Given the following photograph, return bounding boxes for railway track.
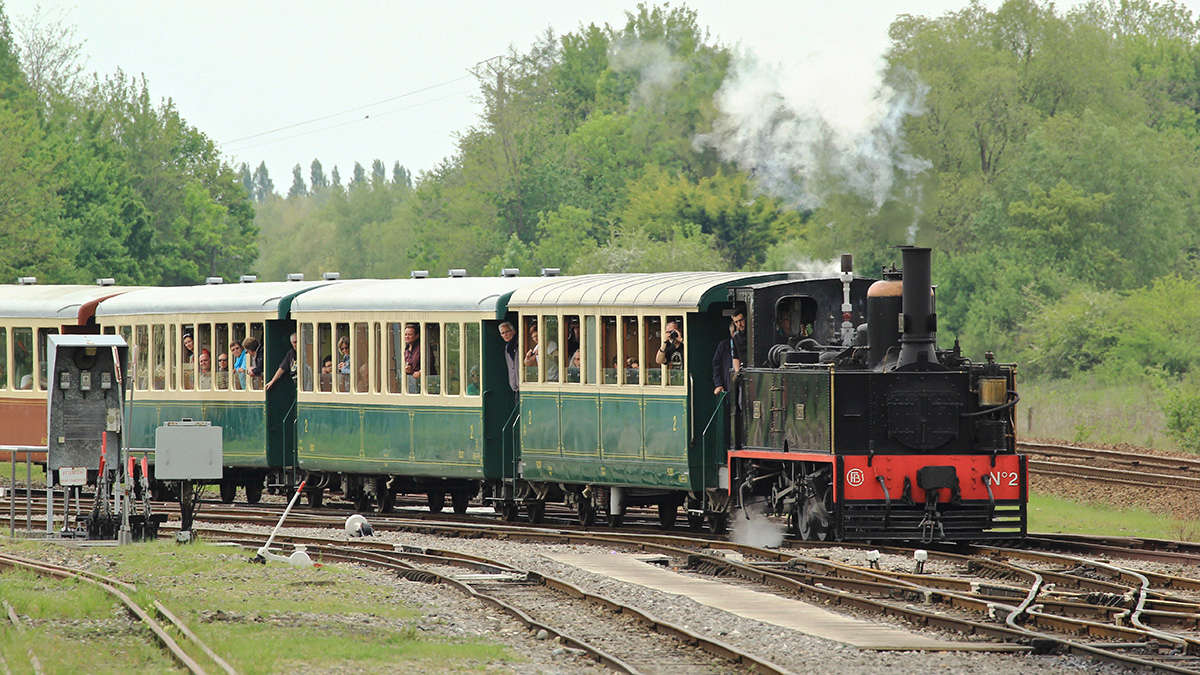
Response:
[1020,440,1200,490]
[0,550,236,674]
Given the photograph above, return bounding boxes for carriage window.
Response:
[334,323,350,393]
[230,323,246,390]
[403,323,421,394]
[542,315,559,383]
[102,326,115,335]
[12,328,32,390]
[522,316,538,383]
[424,322,440,394]
[464,323,480,396]
[300,323,314,392]
[353,322,369,393]
[584,316,597,385]
[386,323,401,394]
[179,323,193,389]
[318,323,333,392]
[666,315,685,386]
[0,328,6,390]
[643,316,662,386]
[373,322,382,393]
[134,326,148,390]
[601,316,617,384]
[36,327,58,390]
[564,315,580,383]
[621,316,639,385]
[152,324,166,390]
[215,323,230,390]
[197,323,212,391]
[248,322,264,390]
[445,323,461,395]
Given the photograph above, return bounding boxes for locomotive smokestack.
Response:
[896,246,939,370]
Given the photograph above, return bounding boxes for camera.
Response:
[668,330,678,339]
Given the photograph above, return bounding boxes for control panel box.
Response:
[154,421,223,480]
[46,335,129,477]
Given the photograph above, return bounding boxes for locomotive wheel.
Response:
[305,488,324,508]
[501,500,520,522]
[707,512,728,535]
[219,478,237,504]
[657,501,677,529]
[427,490,445,513]
[688,513,705,530]
[577,497,596,526]
[451,489,471,514]
[354,489,373,513]
[526,501,546,524]
[607,514,624,528]
[244,477,263,505]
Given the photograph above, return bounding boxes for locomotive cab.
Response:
[728,248,1025,543]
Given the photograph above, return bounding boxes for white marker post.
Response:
[254,479,307,563]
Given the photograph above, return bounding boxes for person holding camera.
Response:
[656,320,684,369]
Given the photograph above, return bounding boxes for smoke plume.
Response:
[608,38,684,108]
[730,507,786,549]
[695,50,930,211]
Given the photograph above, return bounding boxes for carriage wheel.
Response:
[426,490,445,513]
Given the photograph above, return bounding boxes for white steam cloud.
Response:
[730,507,786,549]
[695,50,930,211]
[608,38,684,108]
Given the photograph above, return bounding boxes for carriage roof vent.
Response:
[322,272,340,281]
[286,273,304,282]
[95,278,115,286]
[500,268,519,277]
[239,275,257,283]
[205,276,224,285]
[540,267,561,277]
[410,270,429,279]
[448,268,467,278]
[17,277,36,285]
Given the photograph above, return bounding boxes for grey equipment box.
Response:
[46,334,129,477]
[154,421,223,480]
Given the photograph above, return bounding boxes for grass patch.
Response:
[0,567,116,619]
[1029,492,1200,540]
[0,540,518,673]
[0,460,46,487]
[1020,375,1179,450]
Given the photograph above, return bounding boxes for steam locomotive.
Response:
[729,246,1025,542]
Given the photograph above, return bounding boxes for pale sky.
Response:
[6,1,1197,189]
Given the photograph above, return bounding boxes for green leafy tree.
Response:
[287,163,307,199]
[309,158,327,191]
[252,161,274,202]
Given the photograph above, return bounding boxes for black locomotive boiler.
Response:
[729,246,1025,542]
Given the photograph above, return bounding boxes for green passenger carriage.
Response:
[288,276,543,512]
[94,280,331,502]
[505,272,785,529]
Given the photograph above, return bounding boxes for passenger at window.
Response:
[242,337,263,386]
[182,331,194,363]
[466,366,480,395]
[403,323,421,392]
[565,319,580,364]
[266,333,298,391]
[319,355,333,392]
[18,374,32,390]
[231,342,246,389]
[498,321,518,392]
[656,320,684,369]
[197,349,212,389]
[216,352,229,388]
[336,336,350,375]
[522,325,539,368]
